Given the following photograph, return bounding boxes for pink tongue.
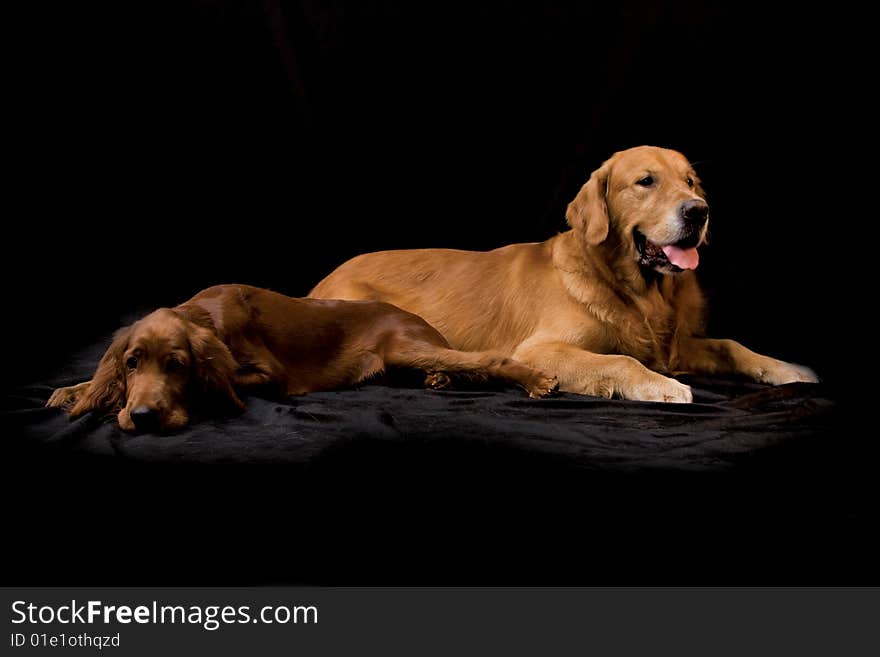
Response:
[661,245,700,270]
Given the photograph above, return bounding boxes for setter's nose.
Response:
[130,406,160,432]
[680,199,709,230]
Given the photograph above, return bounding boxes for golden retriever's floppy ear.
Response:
[566,162,611,246]
[188,324,245,412]
[69,326,131,418]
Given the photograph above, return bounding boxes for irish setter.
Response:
[47,284,558,432]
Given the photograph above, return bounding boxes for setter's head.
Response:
[68,309,244,432]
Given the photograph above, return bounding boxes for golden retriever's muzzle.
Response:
[635,199,709,273]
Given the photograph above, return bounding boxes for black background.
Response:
[5,0,865,387]
[3,1,872,585]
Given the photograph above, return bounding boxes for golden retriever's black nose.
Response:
[130,406,160,432]
[680,199,709,230]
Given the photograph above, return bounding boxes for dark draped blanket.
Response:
[1,334,865,586]
[3,333,836,470]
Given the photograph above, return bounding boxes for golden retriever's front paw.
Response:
[757,360,819,385]
[46,382,90,410]
[626,375,693,403]
[526,373,559,398]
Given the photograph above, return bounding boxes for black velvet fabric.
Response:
[4,333,868,587]
[3,335,834,471]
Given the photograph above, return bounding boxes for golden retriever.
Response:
[310,145,817,402]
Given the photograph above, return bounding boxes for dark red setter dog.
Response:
[47,284,557,432]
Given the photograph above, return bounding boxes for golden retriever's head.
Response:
[566,145,708,275]
[69,309,244,433]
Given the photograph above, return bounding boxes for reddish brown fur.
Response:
[47,285,557,431]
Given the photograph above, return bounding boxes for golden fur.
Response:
[310,146,817,402]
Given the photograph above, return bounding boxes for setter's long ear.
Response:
[69,326,131,418]
[188,324,245,413]
[565,161,612,246]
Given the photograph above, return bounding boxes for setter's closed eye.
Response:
[166,357,185,373]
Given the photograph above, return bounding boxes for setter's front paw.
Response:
[46,382,90,410]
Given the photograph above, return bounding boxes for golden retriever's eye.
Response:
[126,356,138,371]
[166,358,184,373]
[686,176,694,188]
[636,175,654,187]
